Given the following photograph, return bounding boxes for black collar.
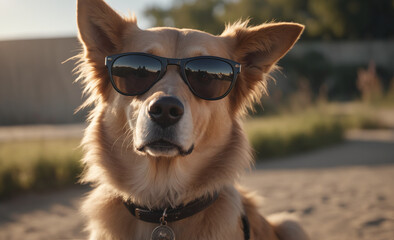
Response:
[123,192,250,240]
[123,192,219,223]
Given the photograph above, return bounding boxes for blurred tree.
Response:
[146,0,226,34]
[145,0,394,40]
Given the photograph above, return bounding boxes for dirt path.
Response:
[246,166,394,240]
[0,137,393,240]
[244,138,394,240]
[0,186,88,240]
[0,124,84,142]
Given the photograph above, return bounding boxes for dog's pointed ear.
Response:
[227,22,304,73]
[77,0,128,61]
[222,22,304,114]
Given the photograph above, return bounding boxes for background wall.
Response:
[292,41,394,69]
[0,38,86,125]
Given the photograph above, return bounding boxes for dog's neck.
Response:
[81,111,252,209]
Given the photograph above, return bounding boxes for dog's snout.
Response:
[148,97,184,128]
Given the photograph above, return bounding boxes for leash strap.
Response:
[241,214,250,240]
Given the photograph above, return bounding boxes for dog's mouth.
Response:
[137,139,194,157]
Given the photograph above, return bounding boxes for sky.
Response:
[0,0,173,41]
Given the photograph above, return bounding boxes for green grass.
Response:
[245,109,345,159]
[0,139,82,199]
[245,102,394,160]
[319,102,394,129]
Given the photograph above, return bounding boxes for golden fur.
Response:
[76,0,308,239]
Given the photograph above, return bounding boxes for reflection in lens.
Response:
[111,55,161,95]
[185,59,233,99]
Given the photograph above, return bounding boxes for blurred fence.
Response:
[292,41,394,69]
[0,38,393,125]
[0,38,85,125]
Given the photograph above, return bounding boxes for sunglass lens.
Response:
[185,59,234,99]
[111,55,161,95]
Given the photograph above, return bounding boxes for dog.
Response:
[76,0,309,239]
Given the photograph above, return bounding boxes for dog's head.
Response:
[77,0,303,204]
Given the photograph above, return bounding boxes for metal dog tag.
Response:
[151,225,175,240]
[151,208,175,240]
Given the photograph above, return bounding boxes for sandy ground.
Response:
[0,133,393,240]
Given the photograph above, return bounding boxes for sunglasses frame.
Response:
[105,52,241,100]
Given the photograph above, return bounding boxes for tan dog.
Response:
[76,0,308,239]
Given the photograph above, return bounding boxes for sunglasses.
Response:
[105,52,241,100]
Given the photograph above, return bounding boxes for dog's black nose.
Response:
[148,97,184,128]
